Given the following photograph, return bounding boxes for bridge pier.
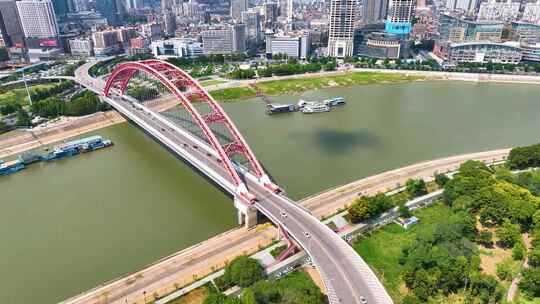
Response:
[234,196,259,228]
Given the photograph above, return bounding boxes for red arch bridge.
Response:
[72,59,393,304]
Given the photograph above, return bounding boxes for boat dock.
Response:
[0,135,113,177]
[266,97,346,115]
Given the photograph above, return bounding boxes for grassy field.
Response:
[200,79,227,87]
[168,285,210,304]
[258,72,424,95]
[211,86,257,102]
[352,202,453,302]
[210,72,424,102]
[0,83,58,107]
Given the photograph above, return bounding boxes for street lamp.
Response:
[22,70,32,106]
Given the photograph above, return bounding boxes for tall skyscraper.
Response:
[51,0,73,17]
[230,0,247,21]
[0,0,25,48]
[385,0,415,35]
[242,10,261,42]
[163,10,176,36]
[327,0,356,58]
[263,1,278,26]
[124,0,143,10]
[279,0,292,22]
[363,0,387,24]
[95,0,121,25]
[16,0,58,41]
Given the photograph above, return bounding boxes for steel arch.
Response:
[103,59,275,197]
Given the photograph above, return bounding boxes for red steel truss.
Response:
[103,59,270,196]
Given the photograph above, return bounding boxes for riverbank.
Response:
[211,71,424,102]
[0,96,178,159]
[61,148,509,304]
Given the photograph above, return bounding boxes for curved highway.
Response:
[70,60,393,304]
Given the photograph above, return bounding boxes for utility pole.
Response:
[22,69,32,106]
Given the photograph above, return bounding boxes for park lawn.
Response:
[168,285,210,304]
[0,83,58,106]
[210,72,422,102]
[258,72,424,95]
[352,202,453,302]
[200,79,227,87]
[211,86,257,102]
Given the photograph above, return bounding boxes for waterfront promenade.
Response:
[60,147,510,304]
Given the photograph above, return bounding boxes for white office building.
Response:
[328,0,356,57]
[16,0,58,39]
[477,0,520,22]
[522,1,540,25]
[151,38,203,58]
[69,37,93,56]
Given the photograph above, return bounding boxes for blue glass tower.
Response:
[385,0,415,35]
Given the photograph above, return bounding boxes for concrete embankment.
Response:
[356,68,540,84]
[60,148,511,304]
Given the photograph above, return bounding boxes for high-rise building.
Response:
[477,0,519,22]
[445,0,477,14]
[363,0,387,24]
[385,0,415,35]
[0,0,25,48]
[92,29,119,55]
[163,10,176,36]
[242,10,261,42]
[141,22,161,40]
[202,24,246,54]
[72,0,87,11]
[327,0,356,57]
[51,0,73,18]
[161,0,174,12]
[279,0,292,22]
[522,1,540,25]
[263,1,278,26]
[16,0,58,42]
[231,0,247,21]
[95,0,121,25]
[124,0,143,11]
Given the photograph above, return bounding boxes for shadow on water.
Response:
[303,129,380,154]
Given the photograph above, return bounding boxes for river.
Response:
[2,81,540,303]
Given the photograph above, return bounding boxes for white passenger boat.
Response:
[323,97,346,107]
[301,103,330,113]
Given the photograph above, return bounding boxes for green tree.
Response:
[15,109,31,126]
[223,256,264,287]
[512,240,527,260]
[347,193,393,223]
[519,268,540,297]
[398,203,411,218]
[406,178,428,197]
[477,230,493,247]
[529,247,540,267]
[496,258,514,281]
[496,220,521,248]
[203,292,240,304]
[434,173,450,187]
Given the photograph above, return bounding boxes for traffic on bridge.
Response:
[73,59,394,304]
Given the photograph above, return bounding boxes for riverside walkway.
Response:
[60,147,509,304]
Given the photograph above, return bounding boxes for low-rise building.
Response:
[438,14,504,43]
[435,41,522,65]
[355,32,403,59]
[510,22,540,43]
[151,38,203,58]
[265,31,311,59]
[92,29,119,56]
[68,37,93,56]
